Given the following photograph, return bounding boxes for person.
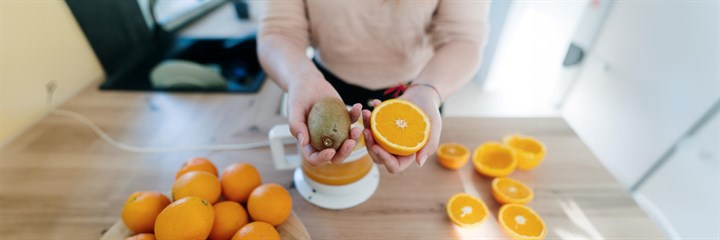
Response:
[258,1,489,174]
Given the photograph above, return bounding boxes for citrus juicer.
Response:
[268,122,379,210]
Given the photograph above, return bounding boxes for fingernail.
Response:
[419,154,428,167]
[298,133,304,145]
[363,131,369,140]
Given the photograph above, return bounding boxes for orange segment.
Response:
[499,204,546,240]
[472,142,517,177]
[436,143,470,170]
[446,193,489,228]
[492,177,534,204]
[504,135,546,170]
[370,99,430,156]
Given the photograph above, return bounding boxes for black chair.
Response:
[66,0,264,93]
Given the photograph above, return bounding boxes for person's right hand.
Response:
[287,77,363,166]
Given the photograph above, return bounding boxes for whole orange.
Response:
[126,233,156,240]
[172,171,222,204]
[221,163,262,203]
[176,157,218,179]
[247,183,292,226]
[231,221,280,240]
[121,191,171,234]
[209,201,249,240]
[154,196,215,240]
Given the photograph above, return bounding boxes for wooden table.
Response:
[0,82,665,239]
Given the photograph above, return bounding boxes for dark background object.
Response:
[563,42,585,67]
[65,0,264,93]
[232,0,250,20]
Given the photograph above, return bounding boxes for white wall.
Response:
[472,0,512,85]
[0,1,105,145]
[484,1,586,101]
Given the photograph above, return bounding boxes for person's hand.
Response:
[287,77,363,166]
[361,87,442,173]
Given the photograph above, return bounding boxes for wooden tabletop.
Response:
[0,81,665,239]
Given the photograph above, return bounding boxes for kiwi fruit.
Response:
[308,97,350,151]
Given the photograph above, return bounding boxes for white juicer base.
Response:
[293,164,380,210]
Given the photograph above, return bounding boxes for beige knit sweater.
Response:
[258,0,489,90]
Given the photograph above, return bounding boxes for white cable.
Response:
[46,85,270,153]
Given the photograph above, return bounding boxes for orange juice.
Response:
[301,137,372,185]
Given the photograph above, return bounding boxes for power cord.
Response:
[45,83,270,153]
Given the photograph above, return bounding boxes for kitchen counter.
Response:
[0,81,665,239]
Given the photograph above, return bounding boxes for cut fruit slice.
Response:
[492,177,534,204]
[446,193,489,228]
[370,99,430,156]
[498,204,546,240]
[503,135,546,170]
[436,143,470,170]
[472,142,516,177]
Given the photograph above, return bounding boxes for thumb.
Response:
[288,106,309,146]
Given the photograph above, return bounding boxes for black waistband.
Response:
[311,59,442,113]
[313,59,400,109]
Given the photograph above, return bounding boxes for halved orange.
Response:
[498,204,546,240]
[504,135,545,170]
[446,193,489,228]
[436,143,470,170]
[370,99,430,156]
[492,177,534,204]
[472,142,516,177]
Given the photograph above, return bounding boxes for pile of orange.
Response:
[443,135,547,239]
[121,157,290,240]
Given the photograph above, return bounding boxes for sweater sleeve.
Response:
[430,0,489,50]
[258,0,310,48]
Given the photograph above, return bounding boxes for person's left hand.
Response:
[361,86,442,174]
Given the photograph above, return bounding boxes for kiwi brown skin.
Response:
[308,97,351,151]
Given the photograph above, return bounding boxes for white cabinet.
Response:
[561,1,720,187]
[635,111,719,239]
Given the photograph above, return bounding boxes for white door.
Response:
[634,111,719,239]
[561,1,720,187]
